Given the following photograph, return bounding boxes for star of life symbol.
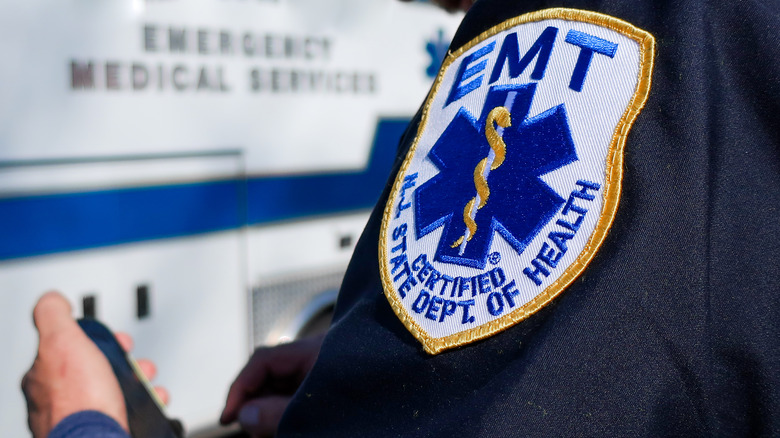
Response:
[380,9,655,354]
[415,83,577,269]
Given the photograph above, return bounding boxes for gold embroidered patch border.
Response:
[379,8,655,354]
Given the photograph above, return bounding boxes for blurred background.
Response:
[0,0,462,436]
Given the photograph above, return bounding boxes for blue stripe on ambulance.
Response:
[0,118,408,261]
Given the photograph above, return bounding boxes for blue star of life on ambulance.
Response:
[414,83,578,269]
[425,28,449,79]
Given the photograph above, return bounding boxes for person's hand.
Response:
[22,291,128,437]
[220,334,325,438]
[22,291,169,437]
[112,333,171,407]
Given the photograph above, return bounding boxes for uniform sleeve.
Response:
[48,411,130,438]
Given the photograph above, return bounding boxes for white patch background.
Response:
[386,18,641,339]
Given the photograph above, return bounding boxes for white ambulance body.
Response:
[0,1,462,435]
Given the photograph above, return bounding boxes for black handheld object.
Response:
[77,319,184,438]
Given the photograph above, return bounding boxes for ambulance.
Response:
[0,0,462,435]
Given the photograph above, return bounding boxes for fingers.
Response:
[114,334,159,392]
[221,361,265,424]
[153,386,170,406]
[221,347,279,424]
[132,356,166,406]
[220,335,324,425]
[237,396,292,438]
[115,332,134,352]
[104,332,165,408]
[32,291,74,339]
[104,339,169,409]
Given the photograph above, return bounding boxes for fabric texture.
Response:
[48,411,129,438]
[278,0,780,436]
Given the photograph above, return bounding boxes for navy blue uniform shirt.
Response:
[278,0,780,436]
[52,0,780,436]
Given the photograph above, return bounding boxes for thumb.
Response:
[33,292,75,339]
[238,396,292,438]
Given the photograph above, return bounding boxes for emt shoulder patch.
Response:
[379,9,655,354]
